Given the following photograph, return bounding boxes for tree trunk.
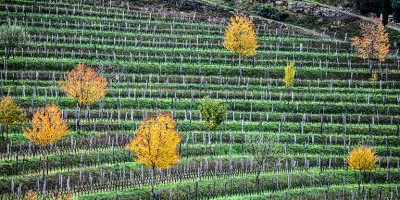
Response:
[256,169,261,184]
[4,57,8,81]
[369,59,372,74]
[238,55,242,77]
[151,167,155,198]
[41,147,46,182]
[358,170,362,193]
[76,104,82,131]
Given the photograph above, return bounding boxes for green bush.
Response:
[258,4,288,21]
[198,96,227,131]
[392,0,400,22]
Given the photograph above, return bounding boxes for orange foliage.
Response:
[126,114,182,169]
[223,13,258,57]
[55,192,71,200]
[344,145,379,171]
[24,104,69,147]
[25,190,37,200]
[24,190,71,200]
[352,17,390,61]
[0,96,26,132]
[59,63,108,107]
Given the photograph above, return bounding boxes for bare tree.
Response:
[246,135,280,183]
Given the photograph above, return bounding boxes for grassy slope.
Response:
[201,0,400,44]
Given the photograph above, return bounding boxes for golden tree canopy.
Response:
[55,192,72,200]
[344,145,379,171]
[59,63,108,107]
[24,104,69,147]
[223,13,258,57]
[126,114,182,169]
[284,62,296,88]
[25,190,37,200]
[0,96,26,132]
[352,17,390,61]
[369,72,379,82]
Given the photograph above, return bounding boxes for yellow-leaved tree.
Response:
[369,72,379,90]
[55,192,72,200]
[0,96,26,139]
[223,13,258,76]
[58,63,108,129]
[344,145,379,190]
[25,190,37,200]
[25,190,71,200]
[284,62,296,88]
[126,114,182,196]
[24,103,69,181]
[352,16,390,70]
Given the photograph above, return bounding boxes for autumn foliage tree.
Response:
[55,192,72,200]
[59,63,108,129]
[25,190,71,200]
[223,13,258,76]
[25,190,37,200]
[369,72,379,89]
[352,17,390,67]
[283,62,296,88]
[0,96,26,139]
[344,145,379,190]
[24,104,69,180]
[198,96,227,131]
[126,114,182,196]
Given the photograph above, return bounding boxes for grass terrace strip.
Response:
[3,70,400,89]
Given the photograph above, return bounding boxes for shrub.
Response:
[258,4,288,21]
[393,0,400,22]
[198,96,227,131]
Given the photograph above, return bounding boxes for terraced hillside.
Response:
[1,0,400,199]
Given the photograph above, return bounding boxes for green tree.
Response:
[382,0,391,25]
[198,96,227,131]
[0,25,29,70]
[354,0,381,15]
[392,0,400,22]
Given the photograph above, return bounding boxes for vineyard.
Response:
[1,0,400,199]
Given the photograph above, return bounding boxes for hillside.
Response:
[190,0,400,42]
[1,0,400,199]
